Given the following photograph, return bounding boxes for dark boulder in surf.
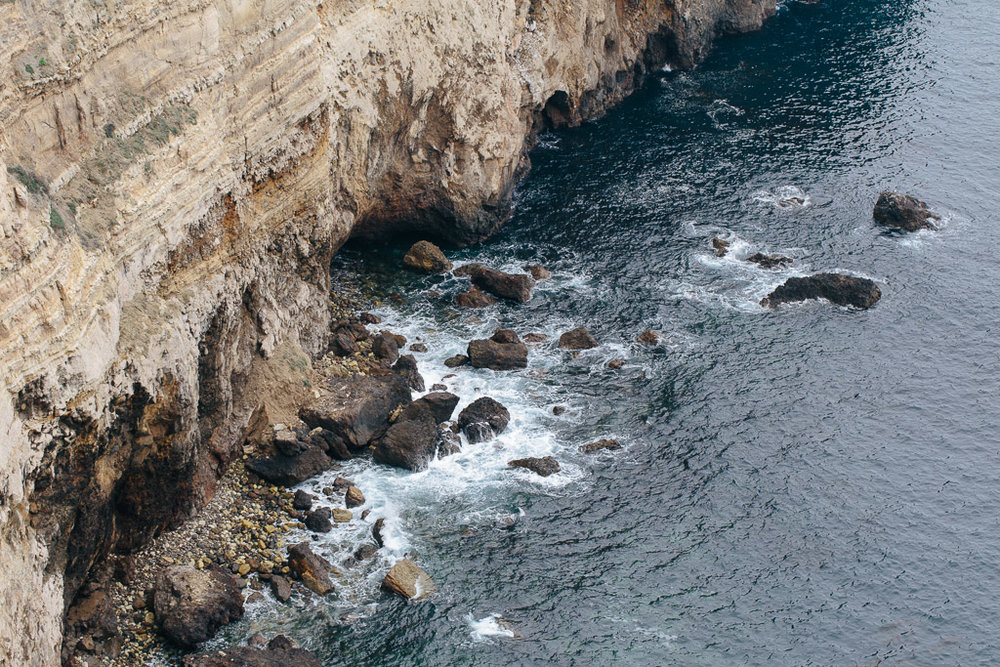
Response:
[873,191,939,231]
[761,273,881,309]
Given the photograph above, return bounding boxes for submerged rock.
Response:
[522,333,548,343]
[457,397,511,443]
[525,264,551,280]
[287,543,334,595]
[182,635,322,666]
[444,354,469,368]
[580,438,622,454]
[508,456,561,477]
[558,326,598,350]
[299,374,411,452]
[761,273,881,309]
[153,566,243,649]
[746,252,792,269]
[873,191,940,231]
[468,330,528,370]
[454,263,534,302]
[403,240,453,273]
[712,237,730,257]
[636,330,660,345]
[381,559,437,600]
[455,285,496,308]
[246,447,330,487]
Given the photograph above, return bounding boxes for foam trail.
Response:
[468,614,516,641]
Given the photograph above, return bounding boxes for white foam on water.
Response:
[467,613,516,641]
[706,99,745,128]
[751,185,812,210]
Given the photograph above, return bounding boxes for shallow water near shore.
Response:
[209,0,1000,663]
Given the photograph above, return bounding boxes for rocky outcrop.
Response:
[457,397,511,443]
[508,456,561,477]
[286,543,334,596]
[468,330,529,370]
[402,241,452,273]
[873,192,940,231]
[761,274,882,310]
[183,635,322,667]
[0,0,776,661]
[455,264,535,303]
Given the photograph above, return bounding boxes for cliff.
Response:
[0,0,774,662]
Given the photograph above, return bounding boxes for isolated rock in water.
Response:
[525,264,551,280]
[761,273,881,309]
[454,263,535,302]
[332,508,352,522]
[712,237,730,257]
[182,635,322,667]
[373,332,400,363]
[393,354,425,392]
[372,518,386,548]
[299,374,411,452]
[403,240,453,273]
[153,566,243,649]
[410,342,428,352]
[636,330,660,345]
[287,543,334,596]
[304,508,333,533]
[382,559,437,600]
[606,359,626,370]
[522,333,548,343]
[468,330,528,370]
[292,490,314,511]
[746,252,792,269]
[580,439,622,454]
[269,576,292,603]
[508,456,561,477]
[345,486,365,508]
[558,326,598,350]
[455,285,497,308]
[457,397,511,443]
[873,191,940,231]
[246,447,330,487]
[444,354,469,368]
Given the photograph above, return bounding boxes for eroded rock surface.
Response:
[761,274,882,310]
[152,566,243,649]
[873,192,940,231]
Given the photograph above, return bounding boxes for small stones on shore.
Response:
[403,240,453,273]
[508,456,561,477]
[381,559,437,600]
[558,326,598,350]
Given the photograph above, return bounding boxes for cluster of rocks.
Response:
[714,192,939,310]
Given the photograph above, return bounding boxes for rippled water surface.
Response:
[214,1,1000,663]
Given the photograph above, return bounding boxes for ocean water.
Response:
[210,0,1000,663]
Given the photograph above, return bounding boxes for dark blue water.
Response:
[214,1,1000,663]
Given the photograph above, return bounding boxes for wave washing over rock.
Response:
[0,0,776,663]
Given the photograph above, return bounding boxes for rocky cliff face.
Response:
[0,0,774,662]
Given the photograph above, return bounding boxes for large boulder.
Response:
[508,456,561,477]
[304,508,333,533]
[371,395,460,470]
[299,374,411,452]
[454,263,534,302]
[873,192,940,231]
[457,397,510,443]
[246,446,330,486]
[373,332,400,364]
[393,354,425,392]
[403,240,453,273]
[410,392,461,424]
[468,330,528,370]
[558,326,598,350]
[381,559,437,600]
[182,636,322,667]
[761,273,881,310]
[287,543,334,595]
[153,566,243,649]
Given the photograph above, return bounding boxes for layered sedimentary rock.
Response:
[0,0,774,662]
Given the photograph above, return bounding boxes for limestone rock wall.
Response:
[0,0,774,662]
